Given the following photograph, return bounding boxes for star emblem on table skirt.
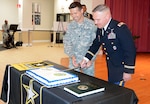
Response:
[23,79,39,104]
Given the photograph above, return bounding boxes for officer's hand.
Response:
[86,61,92,68]
[80,59,87,68]
[123,73,132,82]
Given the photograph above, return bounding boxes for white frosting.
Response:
[26,67,80,88]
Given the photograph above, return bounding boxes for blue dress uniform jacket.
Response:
[85,19,136,83]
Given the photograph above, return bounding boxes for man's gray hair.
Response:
[92,4,110,12]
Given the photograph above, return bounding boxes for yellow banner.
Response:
[11,61,53,71]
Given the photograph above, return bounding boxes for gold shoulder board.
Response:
[117,22,125,27]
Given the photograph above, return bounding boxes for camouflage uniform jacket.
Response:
[63,18,97,76]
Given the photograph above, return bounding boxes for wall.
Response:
[81,0,93,13]
[54,0,73,21]
[0,0,18,27]
[53,0,105,21]
[22,0,54,30]
[81,0,105,14]
[0,0,54,44]
[0,0,54,30]
[0,0,18,44]
[21,0,54,44]
[0,0,105,44]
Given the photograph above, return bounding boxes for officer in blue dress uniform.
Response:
[80,4,136,86]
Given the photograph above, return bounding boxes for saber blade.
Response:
[62,66,81,72]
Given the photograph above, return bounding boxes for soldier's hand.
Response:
[72,56,79,67]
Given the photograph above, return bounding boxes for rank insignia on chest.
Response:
[108,29,116,39]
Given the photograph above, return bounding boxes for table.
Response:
[27,30,64,47]
[0,61,138,104]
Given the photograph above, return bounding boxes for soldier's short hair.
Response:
[92,4,110,13]
[69,2,82,10]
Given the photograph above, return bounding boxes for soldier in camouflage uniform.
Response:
[63,2,97,76]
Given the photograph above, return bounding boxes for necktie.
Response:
[102,28,105,36]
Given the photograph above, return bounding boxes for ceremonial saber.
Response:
[62,66,81,72]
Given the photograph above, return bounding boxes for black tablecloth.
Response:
[1,61,138,104]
